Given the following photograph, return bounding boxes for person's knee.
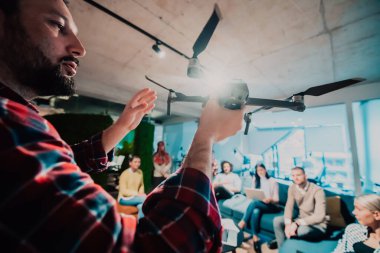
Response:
[296,225,310,237]
[273,216,283,228]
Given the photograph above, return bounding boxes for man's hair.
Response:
[129,155,141,162]
[0,0,70,15]
[0,0,19,15]
[291,166,305,174]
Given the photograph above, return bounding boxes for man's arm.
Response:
[284,185,295,224]
[133,99,245,252]
[71,88,156,173]
[182,100,244,179]
[284,185,297,238]
[102,88,156,153]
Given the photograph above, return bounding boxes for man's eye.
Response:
[50,21,64,31]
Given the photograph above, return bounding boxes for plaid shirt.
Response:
[0,83,222,253]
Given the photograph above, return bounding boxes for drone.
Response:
[145,4,365,134]
[146,76,365,135]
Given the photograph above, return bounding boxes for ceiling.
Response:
[68,0,380,121]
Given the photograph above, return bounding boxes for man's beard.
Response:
[0,15,77,97]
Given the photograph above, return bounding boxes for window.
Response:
[353,98,380,193]
[259,104,355,194]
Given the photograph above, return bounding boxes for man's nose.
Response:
[67,32,86,58]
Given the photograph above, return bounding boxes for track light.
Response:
[152,42,166,58]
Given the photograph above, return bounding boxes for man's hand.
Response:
[117,88,157,131]
[182,99,245,179]
[102,88,157,153]
[285,223,298,238]
[198,99,245,142]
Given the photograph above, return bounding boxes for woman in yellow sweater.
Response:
[118,155,146,207]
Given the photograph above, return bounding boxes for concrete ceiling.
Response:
[69,0,380,120]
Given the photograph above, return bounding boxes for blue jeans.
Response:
[119,195,146,206]
[241,200,281,235]
[119,196,146,220]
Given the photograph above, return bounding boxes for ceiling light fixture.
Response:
[84,0,190,60]
[152,41,166,58]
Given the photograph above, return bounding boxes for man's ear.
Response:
[373,211,380,221]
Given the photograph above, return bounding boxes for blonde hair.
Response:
[355,194,380,212]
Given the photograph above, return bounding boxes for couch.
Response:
[218,179,355,253]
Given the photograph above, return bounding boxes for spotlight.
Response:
[152,42,166,58]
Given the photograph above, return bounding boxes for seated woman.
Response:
[212,161,241,201]
[152,141,172,189]
[238,163,281,253]
[333,194,380,253]
[118,155,146,218]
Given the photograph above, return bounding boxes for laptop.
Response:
[244,188,266,201]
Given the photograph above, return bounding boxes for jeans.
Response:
[119,195,146,206]
[241,200,281,235]
[273,215,326,247]
[119,196,146,220]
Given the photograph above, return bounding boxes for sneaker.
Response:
[253,241,262,253]
[267,239,278,250]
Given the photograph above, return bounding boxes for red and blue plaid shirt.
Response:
[0,83,222,252]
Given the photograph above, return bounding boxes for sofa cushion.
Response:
[278,183,289,206]
[219,194,247,217]
[326,196,347,228]
[260,212,284,234]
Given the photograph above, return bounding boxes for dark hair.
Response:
[291,166,305,174]
[220,161,233,173]
[129,154,141,163]
[0,0,70,15]
[153,141,165,155]
[0,0,19,15]
[254,163,269,189]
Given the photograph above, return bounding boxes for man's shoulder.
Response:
[309,182,323,192]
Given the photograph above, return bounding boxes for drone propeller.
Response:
[145,76,207,115]
[188,4,222,78]
[243,77,366,135]
[294,78,365,96]
[192,4,222,58]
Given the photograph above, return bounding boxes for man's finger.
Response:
[128,88,153,106]
[143,103,155,114]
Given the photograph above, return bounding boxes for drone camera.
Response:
[219,80,249,110]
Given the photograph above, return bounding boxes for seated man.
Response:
[213,161,242,201]
[272,166,327,248]
[118,155,146,213]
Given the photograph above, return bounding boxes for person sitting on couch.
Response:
[333,194,380,253]
[272,166,327,249]
[213,161,241,201]
[118,155,146,217]
[238,163,281,253]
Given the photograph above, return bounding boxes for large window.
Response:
[353,98,380,193]
[258,104,355,194]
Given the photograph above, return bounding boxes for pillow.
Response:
[326,196,347,228]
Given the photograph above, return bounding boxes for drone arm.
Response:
[171,96,207,103]
[244,113,252,135]
[246,98,305,112]
[167,91,172,115]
